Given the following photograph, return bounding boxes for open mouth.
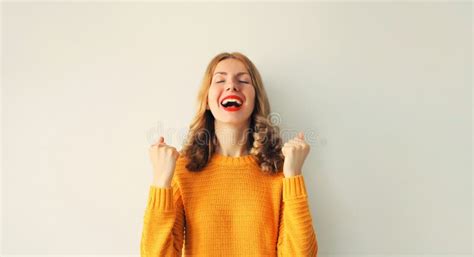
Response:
[220,95,243,112]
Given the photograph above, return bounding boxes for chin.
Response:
[216,114,251,125]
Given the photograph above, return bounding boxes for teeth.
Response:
[222,98,242,106]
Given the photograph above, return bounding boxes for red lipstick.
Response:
[220,95,244,112]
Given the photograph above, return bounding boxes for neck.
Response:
[214,120,250,157]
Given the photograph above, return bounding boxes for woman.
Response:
[141,52,318,257]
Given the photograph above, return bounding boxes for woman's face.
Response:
[207,58,256,125]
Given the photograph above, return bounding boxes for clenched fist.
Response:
[149,136,180,188]
[282,131,310,177]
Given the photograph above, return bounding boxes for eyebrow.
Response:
[213,72,249,76]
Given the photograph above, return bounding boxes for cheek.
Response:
[207,87,221,106]
[245,88,256,106]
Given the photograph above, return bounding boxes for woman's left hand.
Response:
[282,131,311,177]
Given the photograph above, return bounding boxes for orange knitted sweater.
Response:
[140,153,318,257]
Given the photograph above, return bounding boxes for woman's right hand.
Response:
[148,136,180,188]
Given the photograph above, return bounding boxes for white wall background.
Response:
[1,1,472,257]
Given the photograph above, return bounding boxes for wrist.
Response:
[152,175,172,188]
[283,171,302,178]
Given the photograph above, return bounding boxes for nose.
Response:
[226,82,238,92]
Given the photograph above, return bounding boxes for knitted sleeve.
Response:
[140,177,185,257]
[277,174,318,257]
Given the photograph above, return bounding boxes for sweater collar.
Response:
[211,152,257,165]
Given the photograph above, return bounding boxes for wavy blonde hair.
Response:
[180,52,284,175]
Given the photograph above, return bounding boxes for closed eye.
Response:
[217,81,249,84]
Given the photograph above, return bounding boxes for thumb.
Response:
[158,136,165,144]
[297,131,305,140]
